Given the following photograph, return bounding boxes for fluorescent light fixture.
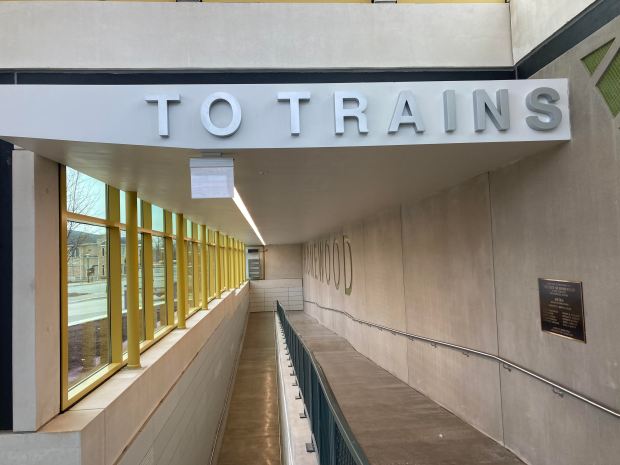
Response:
[233,187,266,246]
[190,157,234,199]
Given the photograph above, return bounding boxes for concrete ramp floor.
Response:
[286,311,524,465]
[216,312,281,465]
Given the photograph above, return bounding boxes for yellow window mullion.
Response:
[164,210,174,327]
[107,187,123,365]
[215,231,221,297]
[242,242,246,284]
[125,191,140,368]
[60,165,69,408]
[200,225,208,309]
[142,201,155,341]
[176,213,187,328]
[235,239,240,287]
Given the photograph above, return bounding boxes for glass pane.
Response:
[209,244,216,299]
[172,213,177,236]
[67,221,110,388]
[138,233,145,342]
[120,191,126,224]
[187,242,194,308]
[172,238,178,323]
[186,219,192,239]
[137,199,142,228]
[152,236,166,329]
[121,230,128,353]
[197,244,202,307]
[66,167,106,219]
[120,192,140,227]
[152,205,164,232]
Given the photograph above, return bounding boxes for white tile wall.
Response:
[249,279,303,312]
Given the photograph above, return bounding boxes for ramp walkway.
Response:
[216,312,281,465]
[284,310,524,465]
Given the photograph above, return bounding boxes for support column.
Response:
[176,213,187,329]
[142,201,154,340]
[164,211,174,326]
[0,140,11,430]
[125,191,140,368]
[215,231,222,298]
[201,225,208,309]
[108,188,122,365]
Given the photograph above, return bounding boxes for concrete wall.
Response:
[0,3,512,70]
[0,286,249,465]
[510,0,597,62]
[304,17,620,465]
[115,290,248,465]
[250,279,303,312]
[12,151,60,431]
[490,16,620,465]
[265,244,302,280]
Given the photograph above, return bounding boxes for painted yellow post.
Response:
[231,239,237,288]
[239,242,243,284]
[176,213,187,329]
[201,225,208,309]
[242,242,246,283]
[223,234,229,291]
[142,201,155,340]
[215,231,221,298]
[237,240,242,286]
[164,211,174,326]
[60,166,69,407]
[230,238,234,289]
[108,187,123,364]
[192,223,200,308]
[125,191,141,368]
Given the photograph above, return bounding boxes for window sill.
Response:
[38,283,249,464]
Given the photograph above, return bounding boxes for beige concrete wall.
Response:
[12,151,60,432]
[490,16,620,465]
[250,279,303,312]
[0,286,249,465]
[401,174,503,441]
[265,244,302,280]
[116,289,249,465]
[304,17,620,465]
[510,0,597,62]
[0,3,512,70]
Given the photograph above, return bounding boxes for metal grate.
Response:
[582,39,620,117]
[597,51,620,116]
[582,39,614,74]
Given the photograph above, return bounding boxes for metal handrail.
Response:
[277,302,372,465]
[303,298,620,420]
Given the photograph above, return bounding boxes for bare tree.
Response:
[66,169,103,264]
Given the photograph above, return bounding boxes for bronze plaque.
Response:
[538,279,586,342]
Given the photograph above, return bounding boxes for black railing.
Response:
[277,302,370,465]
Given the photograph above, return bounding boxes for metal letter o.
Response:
[200,92,242,137]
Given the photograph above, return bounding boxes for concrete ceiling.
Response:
[8,136,564,246]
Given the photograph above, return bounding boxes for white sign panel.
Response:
[0,80,570,150]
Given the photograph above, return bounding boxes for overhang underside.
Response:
[4,137,564,245]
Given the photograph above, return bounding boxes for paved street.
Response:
[68,280,165,325]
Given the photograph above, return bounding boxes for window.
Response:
[66,221,110,389]
[197,242,203,307]
[61,165,242,409]
[208,230,217,299]
[152,235,166,330]
[172,238,178,322]
[120,229,128,353]
[187,238,194,308]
